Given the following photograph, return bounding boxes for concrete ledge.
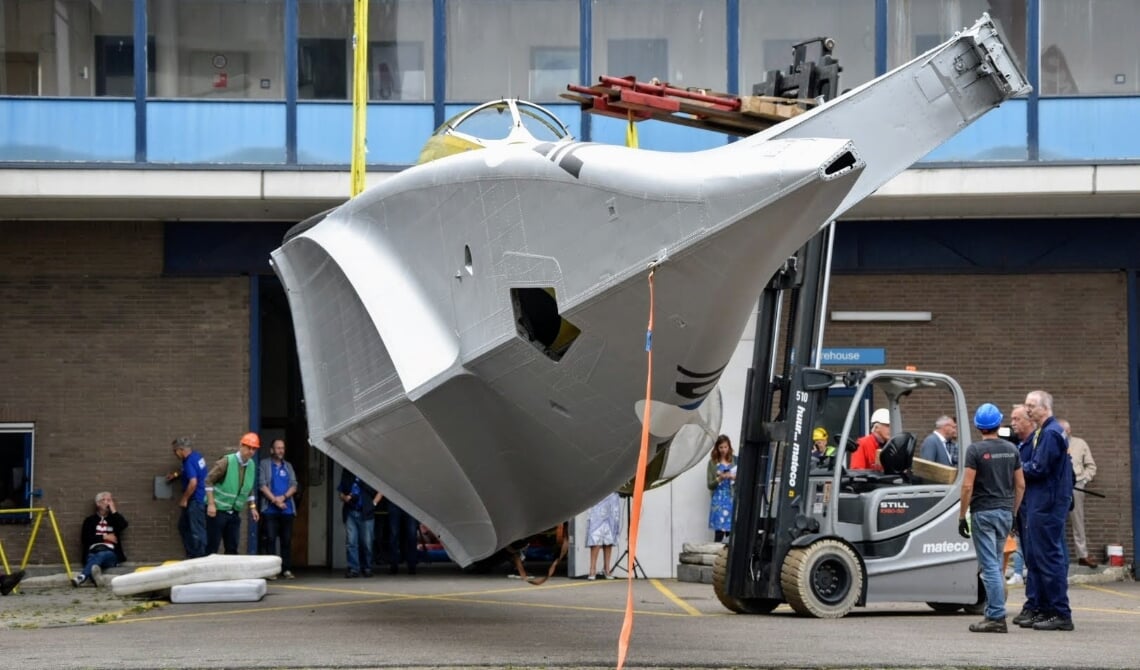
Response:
[677,563,713,584]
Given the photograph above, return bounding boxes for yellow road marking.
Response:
[1077,583,1140,600]
[277,578,592,599]
[106,583,700,624]
[650,578,701,616]
[1071,606,1140,616]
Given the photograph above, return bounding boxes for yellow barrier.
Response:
[0,508,75,582]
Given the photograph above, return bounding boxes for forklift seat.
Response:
[878,432,916,476]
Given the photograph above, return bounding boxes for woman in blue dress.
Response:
[706,435,736,542]
[585,491,622,579]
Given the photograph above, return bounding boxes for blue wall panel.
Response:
[834,218,1140,273]
[919,99,1027,162]
[1039,97,1140,161]
[298,103,436,165]
[147,101,286,164]
[0,98,134,162]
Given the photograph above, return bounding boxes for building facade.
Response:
[2,0,1137,574]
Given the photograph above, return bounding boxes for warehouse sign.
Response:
[821,347,886,366]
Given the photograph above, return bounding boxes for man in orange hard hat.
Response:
[204,432,261,555]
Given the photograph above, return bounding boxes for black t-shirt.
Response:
[965,437,1021,513]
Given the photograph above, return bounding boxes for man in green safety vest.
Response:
[205,432,261,555]
[812,427,837,469]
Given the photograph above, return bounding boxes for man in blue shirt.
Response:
[1015,390,1075,631]
[259,439,299,579]
[168,437,208,558]
[338,468,381,578]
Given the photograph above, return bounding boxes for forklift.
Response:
[564,27,1014,618]
[713,227,983,618]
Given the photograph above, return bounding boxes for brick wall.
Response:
[0,221,249,566]
[827,272,1132,563]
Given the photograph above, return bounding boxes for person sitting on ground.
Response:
[850,408,891,471]
[74,491,128,587]
[1,570,26,596]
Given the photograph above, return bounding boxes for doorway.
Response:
[258,276,326,567]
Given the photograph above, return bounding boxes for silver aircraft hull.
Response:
[271,14,1028,566]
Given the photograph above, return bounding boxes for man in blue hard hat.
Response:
[1015,390,1075,631]
[958,402,1024,633]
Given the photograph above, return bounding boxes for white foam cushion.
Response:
[171,578,268,603]
[111,554,281,596]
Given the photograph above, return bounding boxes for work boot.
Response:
[969,618,1008,633]
[0,570,25,596]
[1012,608,1039,626]
[1078,556,1099,568]
[1033,615,1075,631]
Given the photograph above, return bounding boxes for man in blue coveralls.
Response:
[1013,390,1074,631]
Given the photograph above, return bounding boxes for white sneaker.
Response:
[71,574,87,587]
[587,574,596,581]
[91,565,109,588]
[1006,573,1023,585]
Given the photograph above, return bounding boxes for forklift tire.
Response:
[712,544,780,614]
[780,539,862,618]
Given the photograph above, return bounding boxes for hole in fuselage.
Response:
[824,151,857,176]
[510,287,582,362]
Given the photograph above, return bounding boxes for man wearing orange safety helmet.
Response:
[204,432,261,555]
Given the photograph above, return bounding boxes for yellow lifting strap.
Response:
[349,0,369,197]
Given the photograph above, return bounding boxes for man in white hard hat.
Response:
[850,408,891,471]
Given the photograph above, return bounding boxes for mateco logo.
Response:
[922,540,970,554]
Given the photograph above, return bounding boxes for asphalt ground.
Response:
[1,563,1137,669]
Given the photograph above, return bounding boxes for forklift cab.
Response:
[816,369,970,550]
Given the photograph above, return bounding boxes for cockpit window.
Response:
[450,104,514,141]
[517,102,569,142]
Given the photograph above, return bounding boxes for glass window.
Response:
[530,47,578,102]
[299,0,432,101]
[0,0,134,97]
[741,0,875,94]
[0,423,33,523]
[447,0,579,102]
[593,0,726,92]
[887,0,1027,72]
[148,0,285,99]
[1041,0,1140,96]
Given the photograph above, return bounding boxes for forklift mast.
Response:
[753,37,842,102]
[726,226,838,602]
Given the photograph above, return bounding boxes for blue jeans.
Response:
[972,508,1013,620]
[344,509,374,574]
[83,548,120,580]
[178,500,207,558]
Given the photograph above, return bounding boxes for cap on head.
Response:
[813,427,829,442]
[870,408,890,426]
[240,432,261,449]
[974,403,1003,431]
[173,437,193,450]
